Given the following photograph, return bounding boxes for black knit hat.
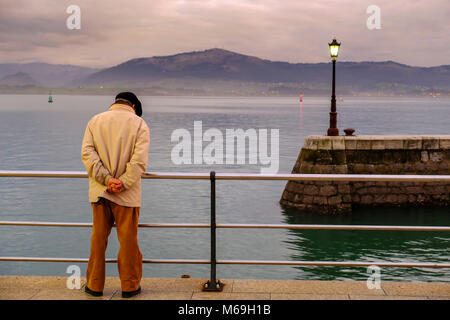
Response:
[115,92,142,117]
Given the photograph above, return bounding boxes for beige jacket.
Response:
[81,103,150,207]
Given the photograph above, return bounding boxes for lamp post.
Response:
[327,38,341,136]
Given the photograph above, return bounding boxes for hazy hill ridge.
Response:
[80,48,450,94]
[0,63,99,87]
[0,72,40,86]
[1,49,449,96]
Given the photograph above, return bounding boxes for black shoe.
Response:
[85,285,103,297]
[122,286,141,298]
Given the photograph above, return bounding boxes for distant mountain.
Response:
[77,48,450,95]
[1,49,449,96]
[0,72,40,86]
[0,63,99,87]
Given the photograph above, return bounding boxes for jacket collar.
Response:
[109,103,135,114]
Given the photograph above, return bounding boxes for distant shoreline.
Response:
[0,87,448,98]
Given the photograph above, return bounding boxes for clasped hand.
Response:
[107,178,123,193]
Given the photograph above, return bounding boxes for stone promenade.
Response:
[0,276,449,300]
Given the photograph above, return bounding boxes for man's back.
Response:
[81,103,150,207]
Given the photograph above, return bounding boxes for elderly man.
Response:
[81,92,150,298]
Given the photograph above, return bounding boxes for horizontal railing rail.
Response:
[0,221,211,228]
[1,257,449,269]
[1,220,450,232]
[1,170,450,182]
[1,170,449,291]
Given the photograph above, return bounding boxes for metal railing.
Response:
[1,170,450,291]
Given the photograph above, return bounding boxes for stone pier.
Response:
[280,135,450,214]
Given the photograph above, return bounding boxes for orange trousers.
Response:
[86,197,142,292]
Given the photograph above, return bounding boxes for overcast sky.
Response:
[0,0,449,68]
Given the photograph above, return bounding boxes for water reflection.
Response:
[281,206,450,281]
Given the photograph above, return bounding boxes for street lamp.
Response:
[327,38,341,136]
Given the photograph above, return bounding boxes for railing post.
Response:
[203,171,224,292]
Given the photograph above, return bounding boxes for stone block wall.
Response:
[280,135,450,214]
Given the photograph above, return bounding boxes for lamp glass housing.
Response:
[329,38,341,60]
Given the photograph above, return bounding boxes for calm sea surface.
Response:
[0,95,449,282]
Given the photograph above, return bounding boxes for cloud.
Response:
[0,0,448,67]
